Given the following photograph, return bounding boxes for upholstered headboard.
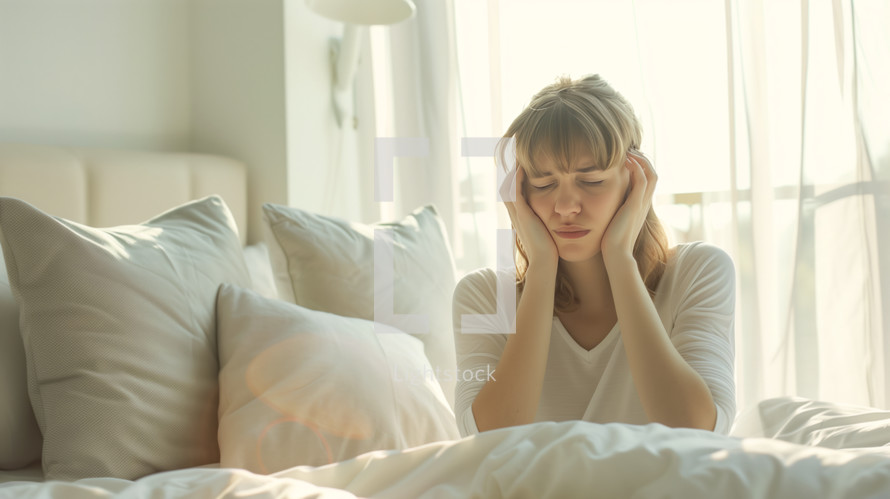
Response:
[0,143,248,245]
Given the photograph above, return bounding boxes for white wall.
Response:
[0,0,191,150]
[0,0,360,242]
[283,1,376,224]
[189,0,288,243]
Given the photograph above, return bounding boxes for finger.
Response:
[499,173,520,229]
[510,168,532,213]
[626,155,647,199]
[627,152,656,204]
[515,167,529,204]
[498,174,522,223]
[505,169,537,236]
[629,150,657,184]
[503,196,517,219]
[635,153,658,202]
[502,195,520,228]
[498,164,518,203]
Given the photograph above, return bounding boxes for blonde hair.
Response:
[496,74,671,312]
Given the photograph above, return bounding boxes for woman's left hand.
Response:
[601,149,657,263]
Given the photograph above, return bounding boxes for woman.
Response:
[452,74,736,436]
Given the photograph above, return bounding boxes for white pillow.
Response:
[217,283,460,473]
[242,243,278,299]
[0,250,41,470]
[731,396,890,449]
[0,195,251,480]
[262,204,458,407]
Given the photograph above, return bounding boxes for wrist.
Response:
[603,249,636,274]
[524,258,559,279]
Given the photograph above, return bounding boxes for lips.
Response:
[553,226,590,239]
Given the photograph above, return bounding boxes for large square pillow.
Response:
[0,195,250,480]
[0,249,41,469]
[217,283,460,473]
[262,204,458,407]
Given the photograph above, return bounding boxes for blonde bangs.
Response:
[509,91,637,177]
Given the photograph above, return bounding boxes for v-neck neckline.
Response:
[553,316,619,362]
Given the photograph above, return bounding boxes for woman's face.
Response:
[524,150,630,263]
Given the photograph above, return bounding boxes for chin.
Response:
[557,245,602,263]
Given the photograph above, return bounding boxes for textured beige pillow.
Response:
[0,250,41,470]
[217,283,460,473]
[0,195,250,480]
[262,204,458,407]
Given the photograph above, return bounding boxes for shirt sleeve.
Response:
[451,268,510,437]
[668,243,737,434]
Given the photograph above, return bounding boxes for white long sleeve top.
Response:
[452,242,736,436]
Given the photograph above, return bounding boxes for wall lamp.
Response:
[305,0,416,128]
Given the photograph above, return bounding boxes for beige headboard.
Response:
[0,143,248,245]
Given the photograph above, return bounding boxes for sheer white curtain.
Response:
[712,0,890,410]
[371,0,890,413]
[367,0,462,251]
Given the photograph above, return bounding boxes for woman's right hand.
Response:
[500,166,560,268]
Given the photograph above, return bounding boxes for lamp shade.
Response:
[305,0,416,25]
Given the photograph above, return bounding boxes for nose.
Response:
[553,184,582,217]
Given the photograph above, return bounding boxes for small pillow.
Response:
[217,283,460,473]
[0,195,251,480]
[262,204,458,407]
[0,250,41,469]
[732,396,890,449]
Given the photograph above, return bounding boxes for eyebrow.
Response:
[534,165,602,177]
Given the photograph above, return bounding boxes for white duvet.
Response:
[4,418,890,499]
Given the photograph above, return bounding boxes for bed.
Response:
[2,143,890,498]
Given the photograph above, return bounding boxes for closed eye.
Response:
[581,180,604,186]
[530,183,555,191]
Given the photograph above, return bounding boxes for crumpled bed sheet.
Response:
[4,420,890,498]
